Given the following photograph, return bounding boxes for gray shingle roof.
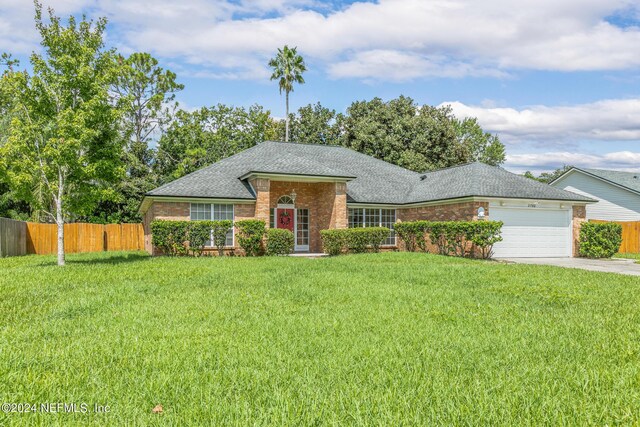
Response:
[575,168,640,195]
[407,162,594,203]
[147,141,593,204]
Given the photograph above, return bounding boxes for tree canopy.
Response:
[155,104,278,181]
[0,2,122,264]
[523,165,572,183]
[0,5,506,235]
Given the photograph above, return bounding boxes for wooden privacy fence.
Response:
[591,220,640,253]
[0,219,144,257]
[0,218,28,257]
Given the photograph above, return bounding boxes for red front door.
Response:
[277,208,295,232]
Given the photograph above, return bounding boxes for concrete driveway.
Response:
[498,257,640,276]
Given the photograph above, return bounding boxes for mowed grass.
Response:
[616,253,640,264]
[1,252,640,425]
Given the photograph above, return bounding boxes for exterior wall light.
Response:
[290,190,297,204]
[477,207,486,220]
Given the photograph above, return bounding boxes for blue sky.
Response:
[1,0,639,173]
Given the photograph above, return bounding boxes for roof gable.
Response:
[554,167,640,196]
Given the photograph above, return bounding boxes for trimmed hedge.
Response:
[320,227,391,255]
[266,228,295,256]
[395,220,503,259]
[579,222,622,258]
[211,220,233,256]
[235,219,266,256]
[188,221,214,257]
[320,229,346,256]
[151,220,190,256]
[150,220,233,256]
[394,221,430,252]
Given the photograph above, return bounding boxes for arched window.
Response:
[277,195,295,206]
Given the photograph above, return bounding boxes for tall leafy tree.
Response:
[0,3,122,265]
[268,45,306,142]
[338,96,468,172]
[284,102,339,144]
[0,53,19,143]
[88,52,184,223]
[452,116,505,166]
[155,104,278,181]
[112,52,183,178]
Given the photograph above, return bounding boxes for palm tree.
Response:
[268,45,307,142]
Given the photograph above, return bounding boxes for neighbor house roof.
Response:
[553,167,640,196]
[145,141,593,208]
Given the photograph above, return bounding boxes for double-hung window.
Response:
[348,208,396,246]
[190,203,234,247]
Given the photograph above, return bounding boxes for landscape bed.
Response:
[1,251,639,425]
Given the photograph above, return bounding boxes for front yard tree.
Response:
[0,3,122,266]
[268,45,306,142]
[100,52,184,222]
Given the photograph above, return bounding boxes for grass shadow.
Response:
[66,252,150,266]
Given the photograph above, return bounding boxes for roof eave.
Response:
[239,171,356,182]
[348,194,595,208]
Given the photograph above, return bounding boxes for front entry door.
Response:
[274,207,309,252]
[276,208,295,232]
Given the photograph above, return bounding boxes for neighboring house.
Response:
[140,141,594,258]
[550,167,640,221]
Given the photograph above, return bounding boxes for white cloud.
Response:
[2,0,640,81]
[506,151,640,174]
[444,98,640,144]
[327,50,508,81]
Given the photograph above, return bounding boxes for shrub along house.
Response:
[139,141,594,257]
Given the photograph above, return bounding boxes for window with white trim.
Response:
[348,208,396,246]
[190,203,234,247]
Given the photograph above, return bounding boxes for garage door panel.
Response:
[491,207,571,258]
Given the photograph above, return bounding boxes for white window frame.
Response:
[190,203,235,248]
[348,207,397,246]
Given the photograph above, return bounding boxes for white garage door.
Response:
[491,207,572,258]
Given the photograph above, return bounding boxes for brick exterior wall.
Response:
[143,201,189,254]
[397,201,488,222]
[269,180,347,252]
[142,193,586,257]
[572,205,587,257]
[250,178,271,224]
[143,179,348,254]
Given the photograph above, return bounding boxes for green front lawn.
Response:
[1,252,639,425]
[615,253,640,264]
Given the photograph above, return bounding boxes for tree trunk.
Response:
[56,171,65,266]
[285,90,290,142]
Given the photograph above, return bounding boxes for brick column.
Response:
[252,178,271,227]
[572,205,586,257]
[334,182,348,229]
